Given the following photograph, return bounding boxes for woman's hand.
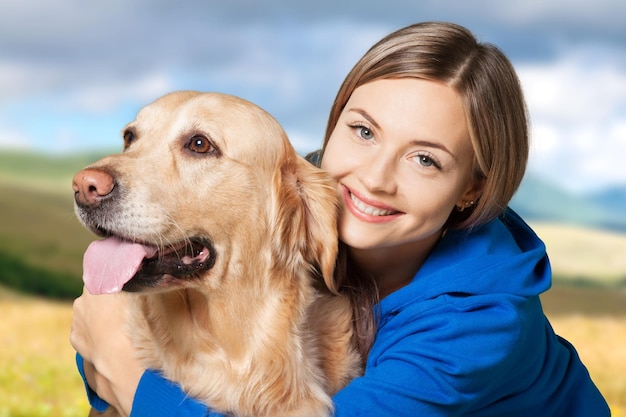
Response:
[70,288,145,416]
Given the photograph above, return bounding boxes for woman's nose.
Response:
[358,152,397,194]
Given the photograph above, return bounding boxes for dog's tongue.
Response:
[83,237,158,295]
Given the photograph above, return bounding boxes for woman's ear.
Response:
[455,176,485,211]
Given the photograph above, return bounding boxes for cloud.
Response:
[518,45,626,191]
[58,73,174,114]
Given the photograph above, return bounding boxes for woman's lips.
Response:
[342,185,402,222]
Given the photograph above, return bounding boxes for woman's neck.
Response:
[349,231,442,299]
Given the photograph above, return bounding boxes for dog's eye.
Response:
[188,135,216,154]
[123,130,136,148]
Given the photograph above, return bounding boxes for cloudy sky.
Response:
[1,0,625,192]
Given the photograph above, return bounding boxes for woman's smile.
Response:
[343,185,402,222]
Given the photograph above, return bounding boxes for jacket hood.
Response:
[381,208,552,311]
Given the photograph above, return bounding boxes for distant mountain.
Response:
[511,175,626,233]
[591,186,626,213]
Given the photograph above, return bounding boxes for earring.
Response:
[456,200,475,212]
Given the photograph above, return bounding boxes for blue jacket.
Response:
[77,209,610,416]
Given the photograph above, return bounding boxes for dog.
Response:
[72,91,361,417]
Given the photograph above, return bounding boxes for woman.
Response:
[71,22,610,416]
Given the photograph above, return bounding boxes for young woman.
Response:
[71,22,610,416]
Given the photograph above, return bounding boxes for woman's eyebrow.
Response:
[347,108,381,130]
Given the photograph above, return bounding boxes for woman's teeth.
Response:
[350,193,395,216]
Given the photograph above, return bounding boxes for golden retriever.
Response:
[72,91,361,417]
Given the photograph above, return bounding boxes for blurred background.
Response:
[1,0,625,415]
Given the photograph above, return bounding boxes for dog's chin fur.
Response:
[76,91,361,417]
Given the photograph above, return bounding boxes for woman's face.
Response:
[321,78,482,251]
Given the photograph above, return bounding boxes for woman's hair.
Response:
[320,22,530,359]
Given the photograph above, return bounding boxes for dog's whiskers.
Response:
[160,214,195,261]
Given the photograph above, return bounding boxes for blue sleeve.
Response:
[76,353,110,412]
[75,353,226,417]
[131,370,225,417]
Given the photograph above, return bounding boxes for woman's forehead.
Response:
[346,78,471,154]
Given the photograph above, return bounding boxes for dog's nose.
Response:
[72,168,115,207]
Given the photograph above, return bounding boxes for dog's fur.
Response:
[73,91,361,417]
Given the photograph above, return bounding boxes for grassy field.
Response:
[532,222,626,415]
[0,289,90,417]
[532,222,626,286]
[1,284,624,417]
[541,285,626,415]
[0,156,97,416]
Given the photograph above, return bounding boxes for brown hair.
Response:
[320,22,530,359]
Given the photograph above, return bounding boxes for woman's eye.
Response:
[189,135,214,154]
[356,126,374,141]
[414,153,441,169]
[419,155,434,166]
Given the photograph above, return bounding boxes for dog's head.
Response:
[73,91,338,295]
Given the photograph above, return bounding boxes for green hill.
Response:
[0,182,94,298]
[511,175,626,232]
[0,152,99,298]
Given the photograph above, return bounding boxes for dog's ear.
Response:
[270,155,339,292]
